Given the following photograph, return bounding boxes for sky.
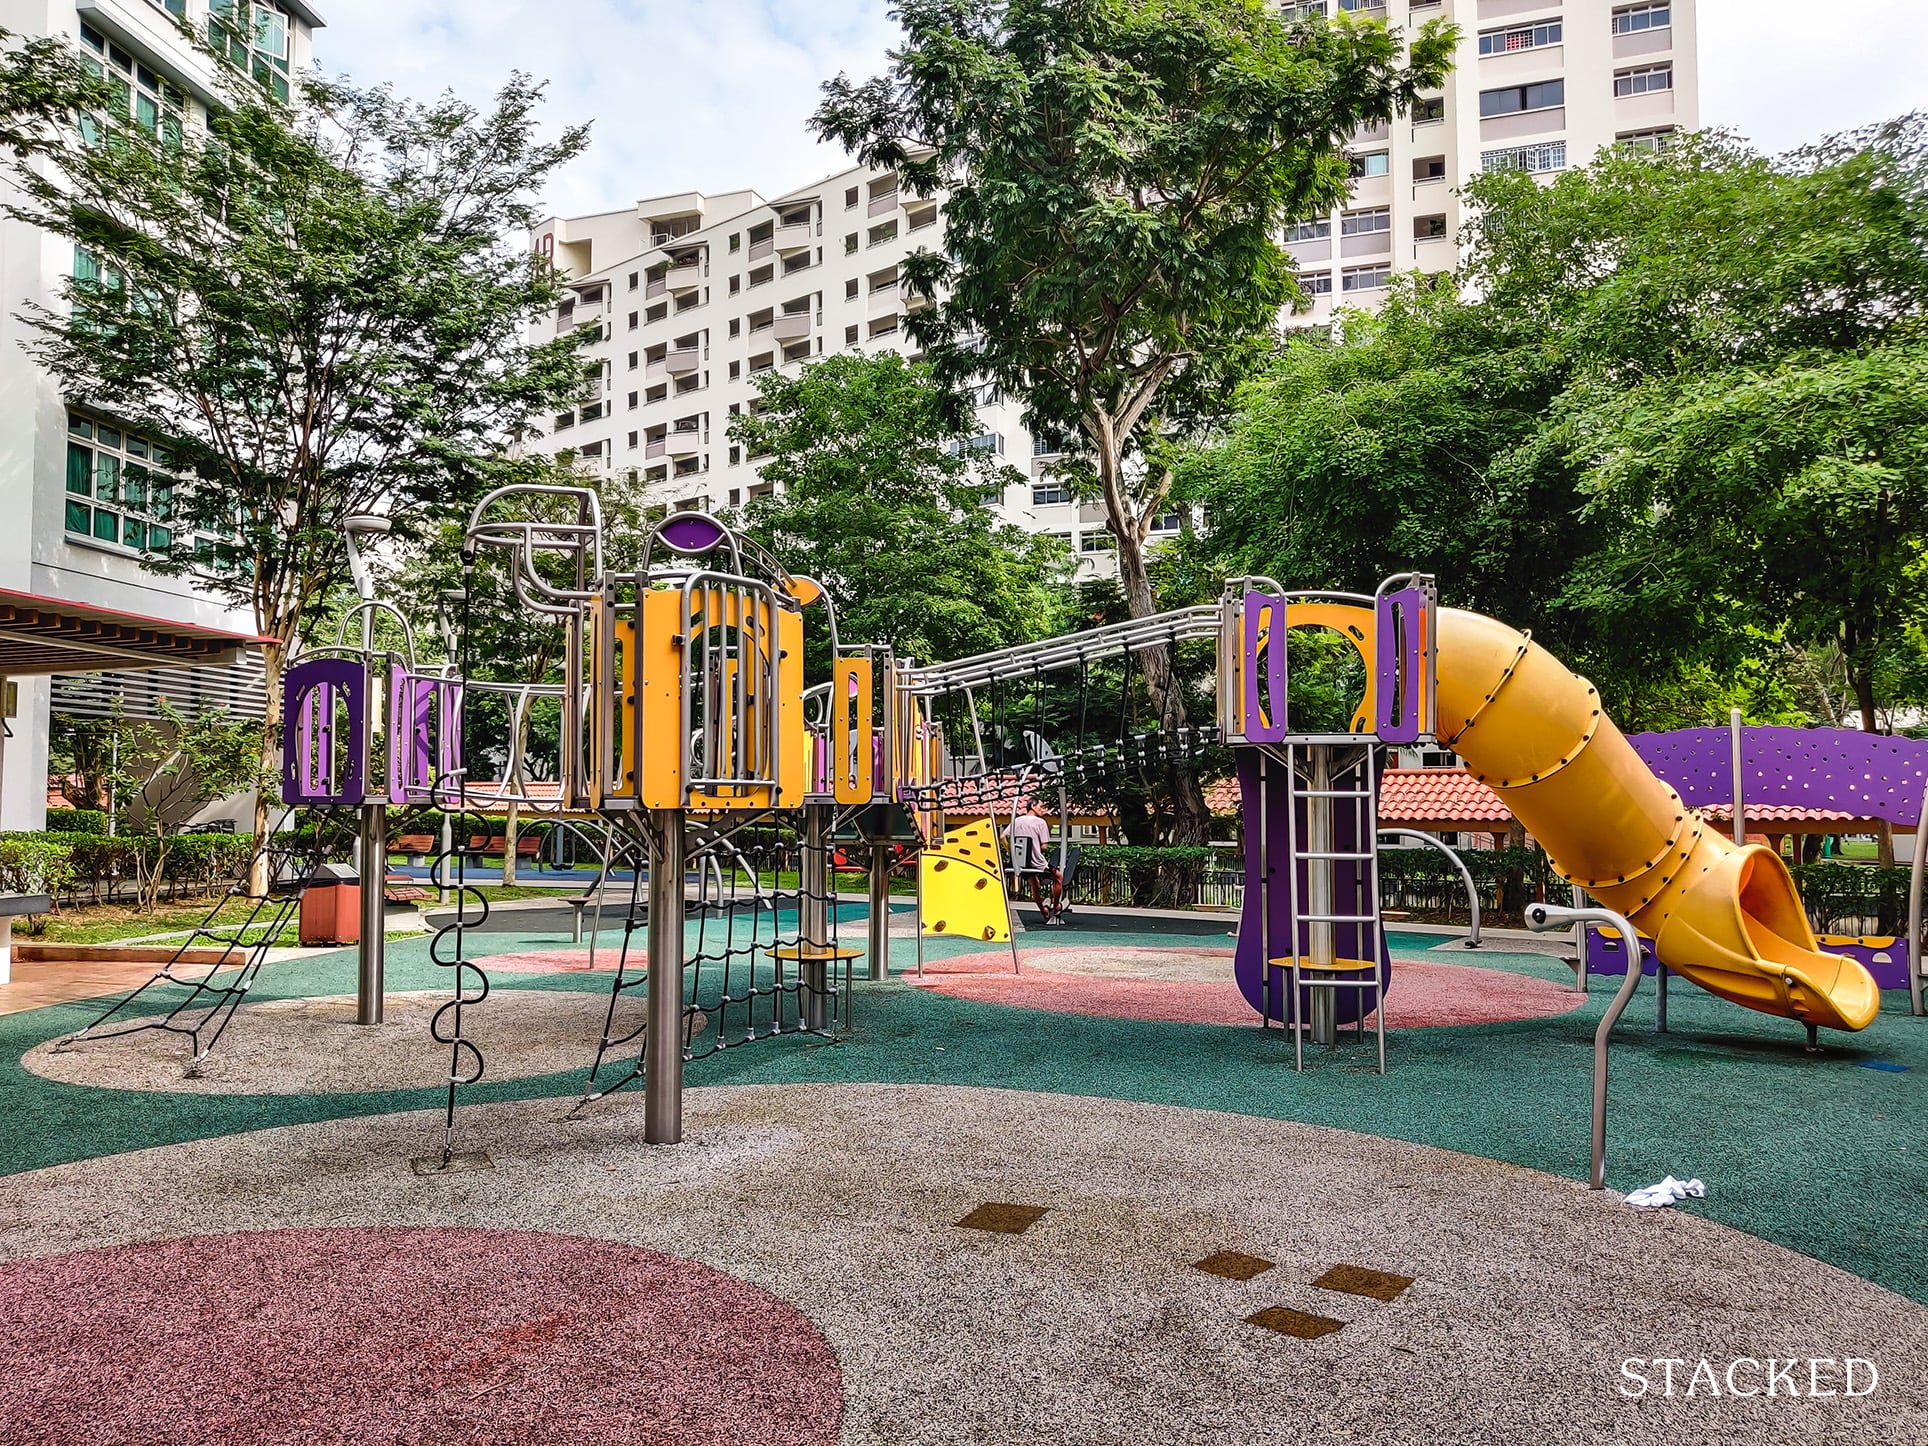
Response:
[306,0,1928,220]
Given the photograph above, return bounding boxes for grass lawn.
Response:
[29,897,269,946]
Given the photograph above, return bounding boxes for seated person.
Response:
[1005,798,1065,924]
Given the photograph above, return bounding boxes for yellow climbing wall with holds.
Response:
[920,819,1011,942]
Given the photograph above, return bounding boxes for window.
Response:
[1479,21,1561,56]
[1479,79,1564,117]
[868,220,898,246]
[647,302,668,323]
[1415,214,1448,240]
[729,233,741,252]
[554,412,574,429]
[845,324,859,346]
[1614,65,1673,97]
[749,265,773,287]
[208,0,292,103]
[78,25,186,147]
[845,279,860,300]
[647,383,668,403]
[1415,155,1447,182]
[728,318,741,337]
[1612,4,1670,34]
[729,276,741,295]
[1348,151,1390,180]
[627,351,639,369]
[729,360,741,380]
[1283,1,1328,15]
[868,316,898,339]
[1286,219,1332,242]
[1033,437,1061,457]
[844,233,859,255]
[64,415,180,554]
[1080,531,1117,554]
[580,402,604,422]
[1617,127,1678,153]
[1336,0,1383,11]
[628,272,640,290]
[627,391,639,409]
[1481,141,1567,174]
[1412,95,1446,125]
[1342,265,1389,292]
[1032,481,1072,506]
[627,311,639,330]
[1339,208,1390,235]
[729,447,742,467]
[845,186,859,208]
[1300,273,1333,296]
[628,431,639,449]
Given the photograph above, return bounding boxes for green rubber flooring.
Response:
[4,916,1923,1304]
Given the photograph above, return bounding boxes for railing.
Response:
[868,190,899,216]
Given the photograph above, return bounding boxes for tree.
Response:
[729,352,1073,671]
[814,0,1457,840]
[0,19,590,886]
[1462,121,1928,732]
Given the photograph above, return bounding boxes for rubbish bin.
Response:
[299,863,361,946]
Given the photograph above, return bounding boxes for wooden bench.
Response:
[465,834,543,861]
[393,833,436,865]
[384,874,430,905]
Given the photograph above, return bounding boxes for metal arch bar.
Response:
[1525,901,1646,1191]
[902,606,1223,697]
[1909,770,1928,1017]
[1378,828,1482,947]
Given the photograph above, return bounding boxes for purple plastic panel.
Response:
[1585,924,1911,990]
[1241,591,1288,743]
[1373,584,1434,745]
[282,658,368,805]
[1231,750,1392,1026]
[658,513,729,556]
[387,666,464,805]
[1582,925,1661,978]
[1627,726,1928,829]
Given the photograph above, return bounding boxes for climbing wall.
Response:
[920,819,1012,942]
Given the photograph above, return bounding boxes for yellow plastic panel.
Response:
[832,656,875,805]
[774,606,804,805]
[637,588,685,810]
[920,818,1011,942]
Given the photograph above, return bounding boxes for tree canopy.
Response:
[728,352,1072,672]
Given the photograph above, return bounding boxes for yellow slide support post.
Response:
[1435,609,1879,1033]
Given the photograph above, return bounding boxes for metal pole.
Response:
[1909,771,1928,1017]
[1307,745,1337,1045]
[866,840,889,981]
[801,803,831,1031]
[644,807,686,1145]
[1526,901,1645,1191]
[1378,828,1481,947]
[357,801,385,1025]
[1729,707,1747,848]
[436,811,452,906]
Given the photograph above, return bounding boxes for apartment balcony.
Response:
[1614,27,1672,60]
[776,220,814,255]
[867,282,901,317]
[868,189,899,217]
[646,355,668,380]
[665,260,702,292]
[1413,236,1454,272]
[905,288,932,313]
[645,437,668,459]
[581,377,604,403]
[1616,89,1676,127]
[1479,47,1563,84]
[1340,230,1392,259]
[1286,236,1332,265]
[667,429,704,458]
[665,347,700,374]
[907,204,939,233]
[748,236,775,262]
[1348,173,1392,209]
[773,313,811,342]
[1481,108,1564,143]
[1475,0,1553,18]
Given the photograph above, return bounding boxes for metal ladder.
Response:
[1280,740,1387,1073]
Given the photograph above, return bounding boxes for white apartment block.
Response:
[527,0,1696,575]
[525,163,1141,576]
[0,0,319,827]
[1287,0,1697,319]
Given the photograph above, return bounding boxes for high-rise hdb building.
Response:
[526,2,1696,568]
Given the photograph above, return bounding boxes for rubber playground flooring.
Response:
[1,915,1922,1308]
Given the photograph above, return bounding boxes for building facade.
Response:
[0,0,319,827]
[527,0,1697,578]
[1287,0,1697,321]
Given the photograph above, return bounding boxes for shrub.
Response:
[44,808,108,835]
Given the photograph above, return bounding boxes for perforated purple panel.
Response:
[282,658,368,805]
[658,513,728,555]
[1373,584,1434,745]
[1241,591,1287,743]
[387,666,463,805]
[1627,726,1928,829]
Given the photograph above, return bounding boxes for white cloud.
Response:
[1699,0,1928,153]
[308,1,900,217]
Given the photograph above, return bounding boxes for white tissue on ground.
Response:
[1624,1175,1707,1209]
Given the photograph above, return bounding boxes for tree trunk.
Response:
[502,804,519,888]
[1850,665,1879,735]
[1110,504,1211,848]
[249,640,288,898]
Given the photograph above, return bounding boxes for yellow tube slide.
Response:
[1434,609,1880,1033]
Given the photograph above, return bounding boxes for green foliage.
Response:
[0,837,77,902]
[730,353,1074,670]
[1182,118,1928,730]
[1377,847,1573,917]
[1787,862,1914,936]
[43,808,108,836]
[1077,844,1219,908]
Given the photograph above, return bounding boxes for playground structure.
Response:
[72,492,1914,1167]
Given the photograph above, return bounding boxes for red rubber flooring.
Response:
[0,1227,841,1446]
[909,948,1584,1028]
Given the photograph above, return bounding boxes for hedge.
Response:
[1,831,257,906]
[1788,862,1913,936]
[0,837,77,903]
[44,808,108,835]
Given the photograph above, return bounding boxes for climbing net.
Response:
[573,814,849,1112]
[56,811,358,1076]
